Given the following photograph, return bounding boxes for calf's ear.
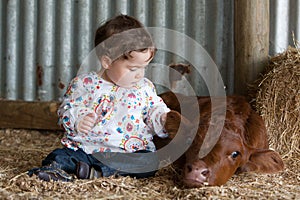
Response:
[164,110,192,139]
[238,149,284,174]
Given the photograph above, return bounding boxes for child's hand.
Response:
[76,113,96,134]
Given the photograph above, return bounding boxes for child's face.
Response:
[102,49,153,88]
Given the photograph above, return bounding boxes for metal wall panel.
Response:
[270,0,300,55]
[0,0,298,101]
[22,0,37,101]
[0,0,6,99]
[4,0,20,100]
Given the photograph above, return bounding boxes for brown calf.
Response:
[159,92,284,187]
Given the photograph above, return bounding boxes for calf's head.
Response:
[183,128,284,187]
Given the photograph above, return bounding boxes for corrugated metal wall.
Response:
[0,0,299,101]
[270,0,300,55]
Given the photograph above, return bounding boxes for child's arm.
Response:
[143,80,170,137]
[58,75,95,134]
[144,80,193,139]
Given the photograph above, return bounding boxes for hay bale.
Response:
[255,46,300,158]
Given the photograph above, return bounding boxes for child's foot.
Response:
[28,162,73,182]
[76,161,102,179]
[36,169,73,182]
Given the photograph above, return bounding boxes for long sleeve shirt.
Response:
[58,72,170,154]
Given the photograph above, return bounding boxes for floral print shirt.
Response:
[58,72,170,154]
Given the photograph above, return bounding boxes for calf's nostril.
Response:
[201,169,209,177]
[186,164,193,172]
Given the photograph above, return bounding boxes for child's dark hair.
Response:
[94,14,155,61]
[95,15,144,47]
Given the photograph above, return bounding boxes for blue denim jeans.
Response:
[41,147,158,178]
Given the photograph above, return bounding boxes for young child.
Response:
[28,14,173,181]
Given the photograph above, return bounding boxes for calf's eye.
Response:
[231,151,240,159]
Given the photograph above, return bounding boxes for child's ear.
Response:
[100,55,112,69]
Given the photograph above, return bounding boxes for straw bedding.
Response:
[0,129,298,199]
[0,48,299,199]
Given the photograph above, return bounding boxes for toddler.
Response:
[28,14,173,181]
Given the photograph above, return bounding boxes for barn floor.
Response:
[0,129,299,199]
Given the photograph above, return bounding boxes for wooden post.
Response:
[234,0,269,95]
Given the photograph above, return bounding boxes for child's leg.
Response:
[28,147,97,181]
[41,148,92,174]
[89,150,159,178]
